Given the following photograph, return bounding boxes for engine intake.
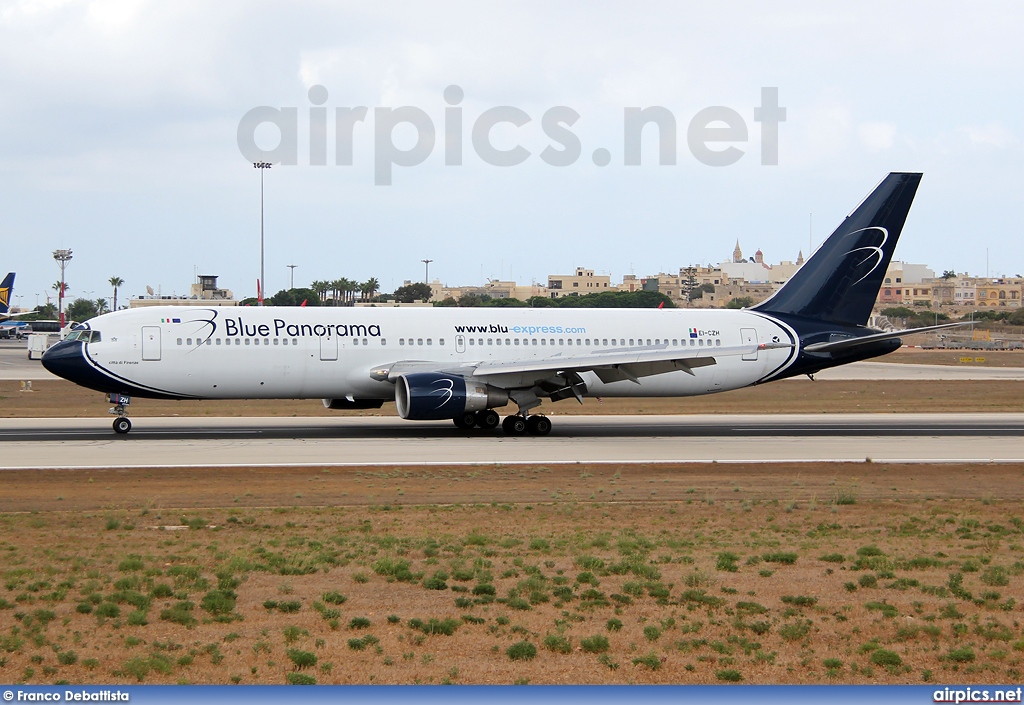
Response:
[395,373,508,420]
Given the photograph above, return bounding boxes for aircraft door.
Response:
[141,326,161,361]
[456,335,466,353]
[741,328,758,361]
[320,334,338,361]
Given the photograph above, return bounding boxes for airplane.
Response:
[0,273,15,318]
[42,172,962,435]
[0,273,38,323]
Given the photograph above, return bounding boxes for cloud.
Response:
[857,122,896,152]
[961,123,1017,148]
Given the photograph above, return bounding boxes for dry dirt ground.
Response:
[2,349,1023,685]
[0,463,1023,686]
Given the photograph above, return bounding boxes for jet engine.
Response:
[395,373,508,420]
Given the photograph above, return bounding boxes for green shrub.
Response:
[278,601,302,613]
[870,649,902,667]
[716,552,740,572]
[643,625,662,641]
[820,554,845,563]
[762,552,798,565]
[716,668,743,682]
[864,601,898,618]
[781,595,817,607]
[348,617,371,629]
[95,602,120,619]
[120,654,173,682]
[75,602,93,614]
[407,618,460,636]
[287,649,317,670]
[857,545,885,557]
[543,634,571,654]
[472,583,496,596]
[823,658,843,669]
[606,619,623,632]
[859,574,878,588]
[779,620,811,641]
[159,601,197,627]
[322,591,347,605]
[200,589,237,615]
[150,583,173,599]
[981,566,1010,587]
[422,575,448,590]
[57,651,78,666]
[118,557,144,572]
[947,646,975,663]
[126,610,148,626]
[574,555,605,571]
[632,652,661,670]
[581,635,610,653]
[285,672,317,685]
[506,641,537,661]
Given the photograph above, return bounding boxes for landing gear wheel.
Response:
[113,417,132,434]
[453,412,477,429]
[475,409,500,429]
[502,415,528,435]
[526,415,552,436]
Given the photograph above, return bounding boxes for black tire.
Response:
[502,415,527,435]
[453,412,477,429]
[475,409,500,429]
[526,415,552,436]
[113,417,132,434]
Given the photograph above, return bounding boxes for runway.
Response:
[4,413,1024,469]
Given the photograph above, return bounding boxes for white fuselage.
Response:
[72,305,797,401]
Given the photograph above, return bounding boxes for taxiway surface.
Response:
[4,414,1024,468]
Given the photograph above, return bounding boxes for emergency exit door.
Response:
[740,328,758,361]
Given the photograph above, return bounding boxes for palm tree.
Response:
[310,280,329,304]
[361,277,380,302]
[108,276,124,311]
[330,278,349,306]
[96,298,109,315]
[342,278,358,305]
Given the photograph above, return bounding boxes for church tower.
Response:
[733,240,743,263]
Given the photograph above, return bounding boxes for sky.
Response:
[1,0,1022,308]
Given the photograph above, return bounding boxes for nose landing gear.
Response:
[108,393,132,434]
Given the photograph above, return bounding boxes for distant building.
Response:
[129,275,238,308]
[547,268,611,298]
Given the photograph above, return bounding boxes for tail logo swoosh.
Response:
[843,226,889,285]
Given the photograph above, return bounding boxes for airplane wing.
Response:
[374,341,793,387]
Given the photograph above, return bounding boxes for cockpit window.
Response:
[67,331,101,343]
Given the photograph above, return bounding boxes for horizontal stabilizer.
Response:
[802,322,968,354]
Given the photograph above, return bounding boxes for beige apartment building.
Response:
[547,268,611,298]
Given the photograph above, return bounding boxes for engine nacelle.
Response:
[395,373,509,420]
[322,398,386,410]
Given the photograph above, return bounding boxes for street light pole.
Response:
[253,161,272,304]
[287,264,297,290]
[52,249,72,327]
[421,259,433,284]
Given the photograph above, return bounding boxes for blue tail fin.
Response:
[0,273,13,315]
[754,173,922,326]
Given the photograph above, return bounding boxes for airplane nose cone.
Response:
[41,339,86,381]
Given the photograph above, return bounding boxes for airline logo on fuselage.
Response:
[223,317,381,339]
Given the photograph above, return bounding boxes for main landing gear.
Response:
[108,393,132,434]
[452,410,551,436]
